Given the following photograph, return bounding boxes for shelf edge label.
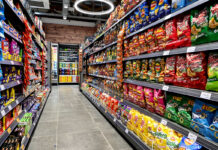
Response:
[187,47,196,53]
[188,132,197,142]
[163,50,170,56]
[161,119,167,126]
[200,92,211,100]
[162,85,169,91]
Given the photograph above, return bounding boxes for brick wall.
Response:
[43,23,96,44]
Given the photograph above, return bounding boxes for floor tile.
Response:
[27,135,56,150]
[34,121,57,137]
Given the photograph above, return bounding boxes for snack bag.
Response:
[208,2,218,43]
[191,7,209,45]
[140,1,149,27]
[155,123,169,150]
[2,37,9,60]
[147,119,158,148]
[154,24,166,51]
[147,59,156,82]
[186,52,207,90]
[178,137,202,150]
[164,93,183,122]
[124,61,130,78]
[206,51,218,92]
[144,88,155,112]
[165,19,179,50]
[133,35,140,56]
[137,86,146,108]
[123,83,128,99]
[140,59,148,81]
[191,99,217,137]
[205,109,218,143]
[164,56,176,84]
[139,33,147,54]
[138,115,149,144]
[0,65,3,82]
[174,55,188,87]
[178,96,194,128]
[171,0,186,13]
[154,89,165,116]
[166,129,183,150]
[127,109,136,131]
[135,8,142,30]
[124,40,129,57]
[150,0,159,22]
[158,0,171,19]
[129,61,134,79]
[177,15,191,47]
[133,111,143,136]
[130,15,136,33]
[146,28,157,53]
[155,57,165,83]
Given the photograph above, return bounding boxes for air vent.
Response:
[29,1,44,7]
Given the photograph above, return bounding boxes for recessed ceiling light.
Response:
[64,4,68,8]
[74,0,114,16]
[63,16,67,20]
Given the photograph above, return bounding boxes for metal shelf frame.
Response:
[88,59,117,66]
[89,74,117,81]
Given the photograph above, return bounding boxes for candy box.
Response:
[191,99,217,137]
[206,52,218,92]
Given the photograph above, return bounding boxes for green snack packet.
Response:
[208,2,218,42]
[178,96,194,128]
[191,7,209,45]
[155,57,165,83]
[140,59,148,80]
[164,93,183,123]
[147,59,156,82]
[206,52,218,91]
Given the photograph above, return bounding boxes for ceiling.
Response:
[30,0,119,23]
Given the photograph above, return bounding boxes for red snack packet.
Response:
[154,24,166,51]
[139,33,147,54]
[165,18,178,50]
[146,28,157,53]
[174,55,188,87]
[133,35,140,56]
[177,15,191,47]
[186,52,207,90]
[164,56,176,84]
[124,40,129,58]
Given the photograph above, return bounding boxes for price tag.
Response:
[187,47,196,53]
[33,122,36,126]
[200,92,211,100]
[24,109,27,113]
[125,128,129,134]
[161,119,167,126]
[7,127,11,134]
[113,118,116,122]
[8,105,12,110]
[10,61,14,65]
[162,85,169,91]
[27,134,30,138]
[17,118,20,122]
[105,110,107,113]
[188,132,197,142]
[165,14,172,20]
[16,100,19,104]
[21,145,24,150]
[0,85,5,91]
[1,110,6,116]
[17,80,20,84]
[163,50,170,56]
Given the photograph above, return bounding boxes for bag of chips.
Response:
[171,0,186,13]
[178,137,202,150]
[158,0,171,19]
[154,24,166,51]
[139,33,147,54]
[164,56,176,85]
[140,1,149,27]
[208,2,218,43]
[144,88,155,113]
[130,15,136,33]
[147,58,156,82]
[191,99,217,137]
[146,28,157,53]
[166,129,183,150]
[135,8,142,30]
[154,89,165,116]
[206,52,218,92]
[186,52,207,90]
[155,57,165,83]
[155,123,168,150]
[191,7,209,45]
[150,0,159,22]
[140,59,148,81]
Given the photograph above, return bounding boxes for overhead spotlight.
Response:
[64,4,68,8]
[63,16,67,20]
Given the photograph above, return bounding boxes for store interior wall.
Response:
[43,23,96,44]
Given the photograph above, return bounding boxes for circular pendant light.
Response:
[74,0,114,16]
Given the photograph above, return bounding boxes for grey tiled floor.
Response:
[28,85,133,150]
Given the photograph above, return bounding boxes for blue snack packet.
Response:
[205,110,218,142]
[130,15,136,33]
[0,0,5,20]
[178,137,202,150]
[125,19,130,35]
[186,0,198,6]
[191,99,217,137]
[171,0,186,13]
[134,8,142,30]
[158,0,171,18]
[139,1,149,27]
[150,0,159,22]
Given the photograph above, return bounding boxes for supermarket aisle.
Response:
[28,85,133,150]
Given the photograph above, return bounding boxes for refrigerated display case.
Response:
[51,43,58,84]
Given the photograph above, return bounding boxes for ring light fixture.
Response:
[74,0,114,15]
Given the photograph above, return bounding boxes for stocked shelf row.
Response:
[4,28,23,44]
[0,80,22,91]
[81,90,150,150]
[85,82,218,150]
[20,91,50,150]
[88,60,117,66]
[0,60,23,66]
[89,74,117,81]
[88,41,117,56]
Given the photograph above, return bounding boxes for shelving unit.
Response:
[80,0,218,149]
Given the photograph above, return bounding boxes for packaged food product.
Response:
[174,55,188,87]
[166,129,183,150]
[165,19,179,50]
[178,137,202,150]
[177,15,191,47]
[133,35,140,56]
[135,8,142,30]
[2,37,9,60]
[140,59,148,81]
[185,0,198,5]
[191,7,209,45]
[155,123,168,150]
[205,109,218,143]
[139,33,147,54]
[158,0,171,18]
[154,89,165,116]
[136,86,146,108]
[139,115,149,144]
[0,0,5,20]
[147,59,156,81]
[146,28,157,53]
[171,0,186,13]
[140,1,149,27]
[191,99,217,137]
[130,15,136,33]
[178,96,194,128]
[164,93,183,122]
[124,40,129,57]
[208,2,218,43]
[144,88,155,112]
[164,56,176,84]
[147,118,158,147]
[155,57,165,83]
[154,24,166,51]
[186,52,207,90]
[150,0,159,22]
[206,52,218,91]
